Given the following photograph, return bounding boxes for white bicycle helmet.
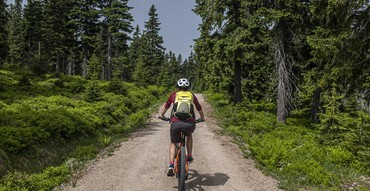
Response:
[177,78,190,87]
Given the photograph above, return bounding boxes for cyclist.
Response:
[159,78,205,176]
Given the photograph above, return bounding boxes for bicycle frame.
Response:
[158,116,204,191]
[174,129,188,191]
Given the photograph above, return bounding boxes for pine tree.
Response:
[132,4,165,85]
[42,0,74,73]
[158,52,171,87]
[87,53,101,80]
[24,0,46,74]
[240,0,309,123]
[306,0,370,123]
[99,0,133,80]
[169,51,180,83]
[69,0,100,77]
[183,51,197,87]
[194,0,249,103]
[193,0,228,92]
[6,0,25,66]
[0,0,7,65]
[127,25,141,81]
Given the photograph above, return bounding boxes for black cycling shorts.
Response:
[170,121,195,143]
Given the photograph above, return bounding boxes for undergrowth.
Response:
[205,91,370,191]
[0,69,168,190]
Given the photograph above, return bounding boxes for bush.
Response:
[0,165,69,191]
[69,145,98,161]
[127,109,150,129]
[205,92,230,107]
[0,70,18,92]
[98,134,112,146]
[0,69,167,189]
[85,81,102,102]
[205,91,369,190]
[108,80,128,95]
[326,146,353,165]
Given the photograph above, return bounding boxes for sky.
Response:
[6,0,202,59]
[128,0,201,59]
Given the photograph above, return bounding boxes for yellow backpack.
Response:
[172,91,194,120]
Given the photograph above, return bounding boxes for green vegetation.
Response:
[192,1,370,189]
[2,0,370,190]
[0,165,70,191]
[206,92,370,190]
[0,68,167,190]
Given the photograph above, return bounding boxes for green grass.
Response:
[205,91,370,191]
[0,68,169,190]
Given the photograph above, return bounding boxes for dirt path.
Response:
[63,94,281,191]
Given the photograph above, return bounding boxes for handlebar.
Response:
[158,116,171,122]
[158,116,205,123]
[195,118,205,123]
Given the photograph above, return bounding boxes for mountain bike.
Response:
[159,116,204,191]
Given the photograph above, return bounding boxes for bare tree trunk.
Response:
[107,33,112,80]
[56,54,60,73]
[27,35,31,68]
[67,56,74,76]
[275,37,293,123]
[101,61,105,80]
[232,2,242,103]
[82,48,88,78]
[310,88,321,123]
[234,52,242,103]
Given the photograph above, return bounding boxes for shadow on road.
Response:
[173,170,230,191]
[130,121,163,138]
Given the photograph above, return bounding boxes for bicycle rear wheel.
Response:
[178,146,186,191]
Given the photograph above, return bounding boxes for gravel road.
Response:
[63,94,281,191]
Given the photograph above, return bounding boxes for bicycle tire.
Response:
[178,146,186,191]
[175,147,179,178]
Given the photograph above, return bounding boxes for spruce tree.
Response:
[0,0,7,65]
[69,0,100,77]
[194,0,247,103]
[158,52,171,87]
[169,51,180,83]
[184,51,198,89]
[132,4,165,85]
[87,53,101,80]
[261,1,309,123]
[6,0,25,66]
[305,0,370,123]
[99,0,133,80]
[42,0,74,73]
[24,0,46,74]
[127,25,142,81]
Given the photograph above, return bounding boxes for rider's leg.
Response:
[167,142,176,176]
[169,142,176,163]
[186,134,193,156]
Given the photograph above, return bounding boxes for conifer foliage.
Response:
[132,4,165,85]
[1,1,195,85]
[193,0,370,124]
[0,0,7,65]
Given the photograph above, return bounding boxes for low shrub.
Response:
[0,68,168,190]
[69,145,98,162]
[127,109,150,129]
[0,165,69,191]
[205,91,370,190]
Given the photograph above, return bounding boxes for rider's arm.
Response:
[160,106,168,117]
[198,110,205,121]
[193,94,205,121]
[160,92,175,117]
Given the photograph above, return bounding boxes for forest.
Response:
[0,0,370,190]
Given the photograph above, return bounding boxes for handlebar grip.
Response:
[159,116,170,121]
[195,118,205,123]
